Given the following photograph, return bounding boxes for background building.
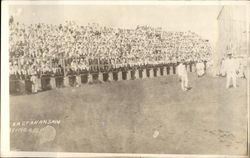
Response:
[215,5,249,74]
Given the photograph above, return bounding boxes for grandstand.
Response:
[9,21,212,94]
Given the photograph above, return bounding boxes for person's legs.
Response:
[34,83,37,93]
[31,83,34,93]
[201,68,205,76]
[181,80,185,91]
[184,75,188,88]
[181,75,187,91]
[226,73,231,88]
[232,74,237,88]
[197,69,201,77]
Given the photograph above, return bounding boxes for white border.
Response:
[1,1,10,157]
[246,2,250,158]
[1,152,249,158]
[2,0,250,5]
[1,1,249,157]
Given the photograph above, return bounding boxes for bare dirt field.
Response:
[10,73,248,155]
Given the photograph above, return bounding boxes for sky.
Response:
[9,5,221,47]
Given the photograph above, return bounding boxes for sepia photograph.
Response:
[1,1,250,157]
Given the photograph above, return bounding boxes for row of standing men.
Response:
[9,62,206,95]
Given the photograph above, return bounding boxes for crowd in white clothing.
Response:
[9,19,212,79]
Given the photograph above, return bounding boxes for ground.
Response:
[10,73,248,155]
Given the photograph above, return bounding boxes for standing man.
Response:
[177,60,189,91]
[224,52,238,88]
[30,71,38,93]
[196,60,205,77]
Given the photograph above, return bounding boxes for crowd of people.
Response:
[9,19,212,81]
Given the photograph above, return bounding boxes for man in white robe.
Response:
[196,60,205,77]
[30,71,38,93]
[224,53,238,88]
[177,61,189,91]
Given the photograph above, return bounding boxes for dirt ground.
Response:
[9,73,248,155]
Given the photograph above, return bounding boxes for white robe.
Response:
[224,58,237,88]
[196,62,205,76]
[177,63,188,90]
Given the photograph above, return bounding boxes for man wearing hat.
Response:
[224,51,238,88]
